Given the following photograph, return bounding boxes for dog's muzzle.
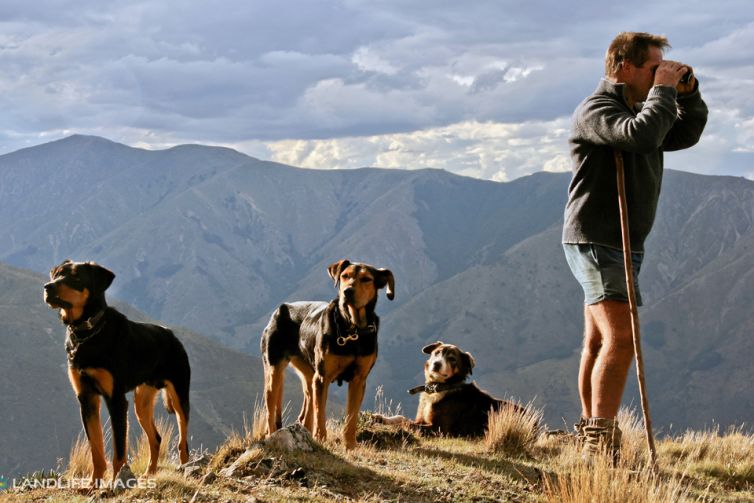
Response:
[343,287,355,302]
[43,283,56,303]
[43,282,71,308]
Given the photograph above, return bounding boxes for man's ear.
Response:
[327,259,351,287]
[461,351,476,375]
[86,262,115,294]
[373,268,395,300]
[422,341,443,354]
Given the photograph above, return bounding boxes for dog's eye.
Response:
[361,277,373,283]
[63,277,85,290]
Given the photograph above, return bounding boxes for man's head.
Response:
[605,32,670,104]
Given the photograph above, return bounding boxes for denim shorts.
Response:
[563,243,643,306]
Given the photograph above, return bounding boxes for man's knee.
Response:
[601,327,634,367]
[582,336,601,358]
[582,308,602,354]
[608,335,634,358]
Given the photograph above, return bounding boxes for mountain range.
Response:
[0,135,752,471]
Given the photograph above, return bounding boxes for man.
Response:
[562,32,708,461]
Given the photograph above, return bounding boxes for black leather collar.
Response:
[408,380,467,395]
[334,307,378,346]
[66,310,107,359]
[68,309,107,336]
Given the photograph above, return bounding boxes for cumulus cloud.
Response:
[260,118,571,181]
[352,47,399,75]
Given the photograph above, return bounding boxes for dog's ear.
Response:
[85,262,115,294]
[50,259,73,278]
[461,351,476,375]
[327,259,351,287]
[373,268,395,300]
[422,341,443,354]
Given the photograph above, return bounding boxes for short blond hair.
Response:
[605,32,670,77]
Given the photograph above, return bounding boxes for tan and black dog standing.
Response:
[261,259,394,448]
[43,260,191,485]
[375,341,524,437]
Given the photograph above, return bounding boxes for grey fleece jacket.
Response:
[562,78,708,251]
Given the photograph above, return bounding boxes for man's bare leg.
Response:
[576,299,632,463]
[578,304,601,419]
[586,299,634,418]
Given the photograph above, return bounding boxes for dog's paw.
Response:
[369,414,387,424]
[371,414,410,426]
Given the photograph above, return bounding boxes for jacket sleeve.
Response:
[661,84,709,152]
[573,86,679,154]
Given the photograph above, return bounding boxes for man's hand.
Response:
[653,60,690,89]
[676,65,696,95]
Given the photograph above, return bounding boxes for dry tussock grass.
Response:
[207,403,266,473]
[249,398,269,443]
[615,406,649,469]
[542,452,699,503]
[540,407,701,503]
[484,399,542,457]
[65,416,175,479]
[130,417,175,474]
[372,384,402,418]
[65,432,95,479]
[661,424,754,492]
[540,407,753,502]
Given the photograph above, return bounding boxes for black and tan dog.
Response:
[43,260,190,484]
[261,259,394,448]
[374,341,524,437]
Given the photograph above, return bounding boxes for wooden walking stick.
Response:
[613,149,658,468]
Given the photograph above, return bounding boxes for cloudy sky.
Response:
[1,0,752,181]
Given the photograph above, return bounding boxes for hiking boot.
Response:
[582,417,622,465]
[573,417,587,445]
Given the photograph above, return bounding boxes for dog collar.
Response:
[408,381,467,395]
[66,310,107,359]
[69,309,107,334]
[336,322,377,346]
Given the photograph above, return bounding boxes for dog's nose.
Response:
[44,282,54,293]
[432,361,442,372]
[344,287,355,299]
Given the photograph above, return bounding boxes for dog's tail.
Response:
[162,389,176,414]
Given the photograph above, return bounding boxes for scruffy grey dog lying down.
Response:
[373,341,526,437]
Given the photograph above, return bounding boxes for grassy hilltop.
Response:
[4,403,752,502]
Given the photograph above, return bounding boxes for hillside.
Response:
[2,408,752,502]
[0,135,752,434]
